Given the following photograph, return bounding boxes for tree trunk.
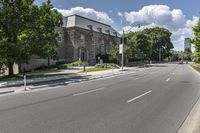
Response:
[8,62,14,76]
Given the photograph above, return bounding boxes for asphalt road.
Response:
[0,63,200,133]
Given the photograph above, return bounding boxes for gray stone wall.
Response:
[56,26,120,65]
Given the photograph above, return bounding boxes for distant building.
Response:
[55,15,121,65]
[184,38,191,51]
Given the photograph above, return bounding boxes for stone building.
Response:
[55,15,121,65]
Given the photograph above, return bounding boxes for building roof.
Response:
[62,15,121,37]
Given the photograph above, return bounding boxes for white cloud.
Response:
[122,5,199,51]
[118,12,123,17]
[56,7,114,24]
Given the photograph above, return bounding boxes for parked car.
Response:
[178,60,183,64]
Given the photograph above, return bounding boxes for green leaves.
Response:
[31,1,62,59]
[0,0,62,75]
[191,18,200,62]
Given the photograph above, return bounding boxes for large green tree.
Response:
[191,18,200,62]
[0,0,62,75]
[0,0,37,75]
[127,31,150,60]
[30,0,62,67]
[125,27,173,62]
[143,27,173,61]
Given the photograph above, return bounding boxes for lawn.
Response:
[79,67,111,73]
[190,64,200,72]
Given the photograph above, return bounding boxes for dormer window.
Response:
[97,27,102,33]
[87,25,93,30]
[105,30,110,35]
[113,32,117,36]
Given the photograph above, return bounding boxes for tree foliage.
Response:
[0,0,62,75]
[191,18,200,62]
[142,27,173,61]
[108,27,173,64]
[126,27,173,62]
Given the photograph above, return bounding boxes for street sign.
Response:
[119,44,123,54]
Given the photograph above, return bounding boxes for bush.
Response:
[57,60,83,69]
[95,63,120,69]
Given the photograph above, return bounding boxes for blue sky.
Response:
[35,0,200,51]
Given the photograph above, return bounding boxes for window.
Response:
[97,27,102,33]
[58,33,62,42]
[105,30,110,35]
[113,32,117,36]
[87,25,93,30]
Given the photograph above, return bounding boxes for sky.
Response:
[35,0,200,51]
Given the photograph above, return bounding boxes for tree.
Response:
[108,44,119,60]
[0,0,62,75]
[143,27,173,61]
[0,0,38,75]
[108,44,132,65]
[191,18,200,62]
[170,50,179,61]
[192,51,200,62]
[30,0,62,67]
[183,48,192,61]
[127,31,150,60]
[125,27,173,62]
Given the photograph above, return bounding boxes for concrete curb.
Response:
[0,75,89,89]
[0,89,15,95]
[0,70,130,95]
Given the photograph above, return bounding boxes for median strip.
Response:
[127,90,152,103]
[73,87,105,96]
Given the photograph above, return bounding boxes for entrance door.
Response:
[81,52,85,61]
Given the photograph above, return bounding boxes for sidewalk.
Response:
[177,65,200,133]
[0,67,137,95]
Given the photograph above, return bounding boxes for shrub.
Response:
[57,60,84,69]
[95,63,120,69]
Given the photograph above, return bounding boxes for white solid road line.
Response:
[127,90,152,103]
[73,87,105,96]
[166,78,170,82]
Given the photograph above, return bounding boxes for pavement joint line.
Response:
[73,87,105,96]
[127,90,152,103]
[166,78,171,82]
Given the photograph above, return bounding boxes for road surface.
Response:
[0,63,200,133]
